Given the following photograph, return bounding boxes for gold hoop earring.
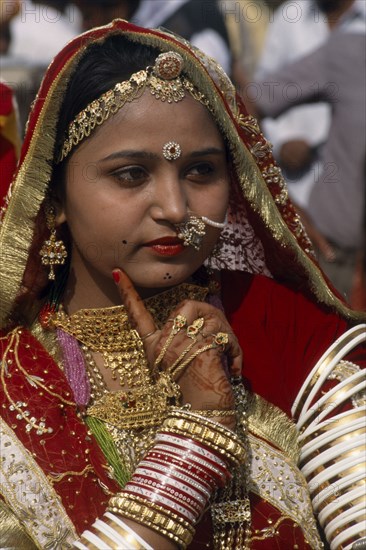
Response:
[39,205,67,280]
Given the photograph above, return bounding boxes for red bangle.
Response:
[155,435,229,474]
[151,445,229,486]
[123,485,197,523]
[135,463,211,500]
[147,448,226,488]
[141,455,215,492]
[128,475,205,512]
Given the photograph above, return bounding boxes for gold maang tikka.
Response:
[58,51,211,163]
[39,205,67,280]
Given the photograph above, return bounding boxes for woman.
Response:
[0,19,364,550]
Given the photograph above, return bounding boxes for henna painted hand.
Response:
[113,268,242,423]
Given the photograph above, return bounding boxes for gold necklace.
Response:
[51,283,208,430]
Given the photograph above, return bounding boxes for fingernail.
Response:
[112,270,120,284]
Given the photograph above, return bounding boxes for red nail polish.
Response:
[112,270,120,284]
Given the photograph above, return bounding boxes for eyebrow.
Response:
[99,147,225,163]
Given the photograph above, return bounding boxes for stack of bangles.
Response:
[75,408,246,549]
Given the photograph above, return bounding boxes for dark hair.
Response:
[55,35,161,158]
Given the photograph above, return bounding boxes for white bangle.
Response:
[105,512,153,550]
[94,518,130,546]
[299,405,366,442]
[318,485,366,526]
[297,371,365,431]
[346,536,366,550]
[310,454,364,488]
[80,530,106,549]
[331,516,366,549]
[325,504,365,541]
[300,417,365,460]
[313,470,365,512]
[301,435,365,477]
[292,324,366,419]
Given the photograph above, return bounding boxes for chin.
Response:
[132,272,193,297]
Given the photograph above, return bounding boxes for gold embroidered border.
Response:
[248,392,300,463]
[0,499,37,549]
[0,416,77,548]
[248,433,323,549]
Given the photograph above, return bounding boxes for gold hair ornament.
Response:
[58,51,210,163]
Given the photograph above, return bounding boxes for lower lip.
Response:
[148,244,186,256]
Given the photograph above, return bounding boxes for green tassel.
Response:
[85,415,130,488]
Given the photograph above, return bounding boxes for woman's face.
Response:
[58,92,230,300]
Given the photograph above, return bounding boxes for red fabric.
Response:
[222,270,352,416]
[2,274,361,547]
[0,328,119,535]
[0,82,18,208]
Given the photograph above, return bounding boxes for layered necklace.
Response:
[47,283,209,473]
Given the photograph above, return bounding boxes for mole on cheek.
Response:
[163,273,173,280]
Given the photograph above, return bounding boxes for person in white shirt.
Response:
[256,0,363,209]
[133,0,231,75]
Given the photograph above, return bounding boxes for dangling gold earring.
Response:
[39,204,67,280]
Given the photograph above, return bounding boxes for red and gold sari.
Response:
[0,20,364,549]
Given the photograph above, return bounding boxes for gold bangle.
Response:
[162,410,246,466]
[108,493,194,548]
[162,424,245,467]
[109,493,192,529]
[194,409,236,417]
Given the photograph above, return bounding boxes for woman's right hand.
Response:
[113,268,242,423]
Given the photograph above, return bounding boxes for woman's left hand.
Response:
[113,268,242,421]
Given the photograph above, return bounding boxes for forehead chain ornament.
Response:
[58,50,213,163]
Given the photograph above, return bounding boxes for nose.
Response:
[149,173,188,225]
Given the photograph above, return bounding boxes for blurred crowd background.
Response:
[0,0,365,309]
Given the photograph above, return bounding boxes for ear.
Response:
[53,199,67,225]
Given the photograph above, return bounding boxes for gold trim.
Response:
[247,393,300,463]
[0,48,82,328]
[0,416,77,548]
[0,500,37,549]
[248,433,323,549]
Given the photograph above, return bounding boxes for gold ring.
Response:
[186,317,204,338]
[172,314,187,332]
[213,332,229,350]
[141,330,156,341]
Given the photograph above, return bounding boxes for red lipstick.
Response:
[144,236,185,256]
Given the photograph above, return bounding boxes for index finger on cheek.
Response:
[112,268,156,337]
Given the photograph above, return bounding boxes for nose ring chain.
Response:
[175,213,227,250]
